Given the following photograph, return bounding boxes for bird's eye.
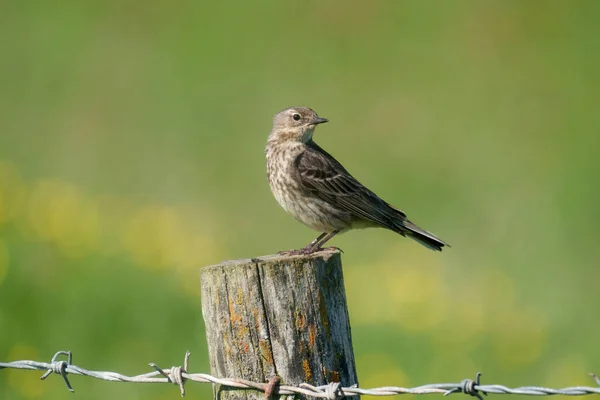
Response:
[292,113,301,121]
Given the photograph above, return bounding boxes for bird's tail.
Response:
[397,219,449,252]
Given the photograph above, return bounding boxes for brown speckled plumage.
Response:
[266,106,448,254]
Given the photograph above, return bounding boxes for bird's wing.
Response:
[295,142,406,229]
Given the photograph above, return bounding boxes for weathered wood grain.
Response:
[200,249,357,400]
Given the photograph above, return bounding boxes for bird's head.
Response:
[269,106,328,144]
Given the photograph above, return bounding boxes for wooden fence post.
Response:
[200,249,358,399]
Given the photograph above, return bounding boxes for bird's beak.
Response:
[312,117,329,125]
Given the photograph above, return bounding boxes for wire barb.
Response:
[590,373,600,387]
[445,372,485,400]
[149,351,191,397]
[3,351,600,398]
[39,351,74,393]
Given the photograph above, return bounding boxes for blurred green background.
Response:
[1,1,599,399]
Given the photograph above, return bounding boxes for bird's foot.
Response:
[278,246,343,256]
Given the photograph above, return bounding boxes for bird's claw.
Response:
[278,245,343,256]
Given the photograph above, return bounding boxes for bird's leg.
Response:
[302,230,342,254]
[278,232,338,256]
[277,233,328,256]
[307,232,328,247]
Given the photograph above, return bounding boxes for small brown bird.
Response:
[266,106,448,254]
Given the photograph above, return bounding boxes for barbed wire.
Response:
[1,351,600,399]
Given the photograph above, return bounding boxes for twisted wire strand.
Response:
[1,351,600,398]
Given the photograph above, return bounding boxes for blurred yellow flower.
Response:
[357,352,411,394]
[0,161,25,225]
[490,306,547,366]
[345,245,448,331]
[6,344,44,399]
[23,179,101,258]
[429,285,485,351]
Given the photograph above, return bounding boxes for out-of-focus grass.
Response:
[1,1,600,399]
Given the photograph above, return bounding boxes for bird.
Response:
[265,106,448,255]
